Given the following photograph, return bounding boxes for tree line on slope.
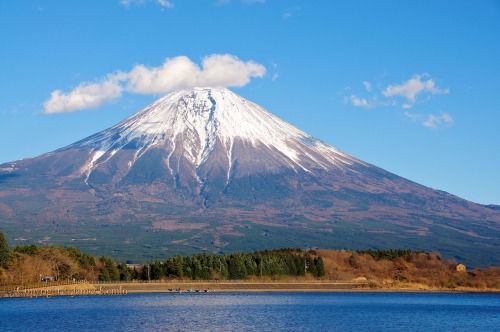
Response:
[355,249,419,261]
[2,230,499,290]
[0,230,325,285]
[127,249,325,282]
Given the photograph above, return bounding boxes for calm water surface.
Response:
[0,292,499,331]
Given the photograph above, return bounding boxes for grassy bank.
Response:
[3,280,498,298]
[1,237,499,293]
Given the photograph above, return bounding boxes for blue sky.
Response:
[1,0,499,205]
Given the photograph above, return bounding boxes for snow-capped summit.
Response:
[66,88,359,185]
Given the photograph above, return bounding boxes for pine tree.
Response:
[117,263,132,281]
[228,254,248,279]
[99,256,120,281]
[315,257,325,277]
[0,230,10,268]
[306,255,318,277]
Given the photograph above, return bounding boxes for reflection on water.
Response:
[0,292,499,331]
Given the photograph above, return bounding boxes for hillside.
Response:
[1,233,498,292]
[0,88,499,266]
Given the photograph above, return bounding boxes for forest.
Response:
[0,230,324,285]
[1,230,499,290]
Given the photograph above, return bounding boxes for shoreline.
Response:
[103,282,499,294]
[100,281,365,293]
[2,281,499,298]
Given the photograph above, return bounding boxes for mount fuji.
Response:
[1,88,498,266]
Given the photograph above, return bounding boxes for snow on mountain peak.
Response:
[68,87,359,182]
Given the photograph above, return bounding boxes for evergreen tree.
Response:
[315,257,325,277]
[150,261,165,280]
[158,249,329,280]
[140,264,150,281]
[191,257,203,280]
[228,254,247,279]
[174,255,184,278]
[295,256,306,276]
[244,255,257,276]
[218,255,229,279]
[0,230,10,268]
[306,255,318,277]
[13,243,39,256]
[99,256,120,281]
[117,263,132,281]
[131,267,140,280]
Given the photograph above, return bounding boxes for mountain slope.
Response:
[64,88,359,186]
[0,88,498,266]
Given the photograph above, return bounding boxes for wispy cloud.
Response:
[346,74,453,129]
[423,112,454,129]
[216,0,265,5]
[270,63,279,81]
[403,111,421,122]
[362,81,372,92]
[349,95,370,108]
[43,54,266,114]
[241,0,265,3]
[383,74,449,103]
[347,74,449,109]
[156,0,174,8]
[404,111,454,129]
[120,0,174,9]
[283,6,301,19]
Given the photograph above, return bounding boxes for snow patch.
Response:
[66,87,361,184]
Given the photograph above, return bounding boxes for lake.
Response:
[0,292,499,331]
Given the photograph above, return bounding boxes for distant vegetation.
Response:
[130,249,325,281]
[319,249,499,290]
[0,230,498,291]
[355,249,419,261]
[0,230,324,285]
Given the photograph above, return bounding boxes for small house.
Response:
[455,263,466,272]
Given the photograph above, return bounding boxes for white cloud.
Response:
[423,112,454,129]
[349,95,370,108]
[156,0,174,8]
[125,56,200,94]
[120,0,174,9]
[199,54,266,87]
[404,111,454,129]
[283,6,300,19]
[383,74,449,103]
[126,54,266,94]
[362,81,372,92]
[403,111,421,122]
[43,79,123,114]
[269,62,279,81]
[346,74,453,129]
[347,75,449,110]
[43,54,266,114]
[216,0,264,4]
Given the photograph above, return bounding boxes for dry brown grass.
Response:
[316,250,500,291]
